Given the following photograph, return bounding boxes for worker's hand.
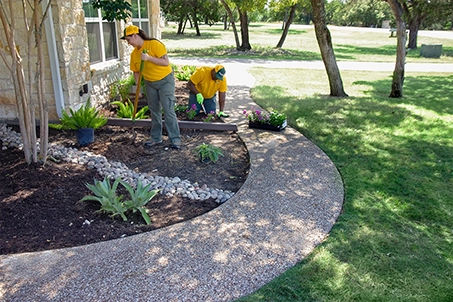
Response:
[196,93,204,104]
[218,111,229,118]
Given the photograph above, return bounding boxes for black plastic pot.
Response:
[77,128,94,146]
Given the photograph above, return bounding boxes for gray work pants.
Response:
[144,72,181,144]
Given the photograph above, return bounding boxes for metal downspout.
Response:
[42,0,64,118]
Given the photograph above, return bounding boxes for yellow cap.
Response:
[121,25,139,39]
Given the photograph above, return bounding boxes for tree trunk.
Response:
[36,0,50,162]
[220,0,240,49]
[191,11,201,36]
[310,0,348,97]
[0,0,33,163]
[238,9,251,51]
[407,14,421,49]
[387,0,406,98]
[276,4,297,48]
[177,15,185,34]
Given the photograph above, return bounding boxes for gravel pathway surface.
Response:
[1,60,346,302]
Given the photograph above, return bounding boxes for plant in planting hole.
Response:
[121,180,159,225]
[80,177,128,221]
[80,177,158,225]
[203,111,215,122]
[174,104,188,113]
[243,107,287,127]
[186,103,197,120]
[195,143,224,163]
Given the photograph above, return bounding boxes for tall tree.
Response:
[229,0,267,51]
[310,0,348,97]
[220,0,241,49]
[387,0,406,97]
[276,3,298,48]
[400,0,452,49]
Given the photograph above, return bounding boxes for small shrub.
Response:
[195,143,224,163]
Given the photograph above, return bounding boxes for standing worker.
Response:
[187,65,229,118]
[121,25,182,149]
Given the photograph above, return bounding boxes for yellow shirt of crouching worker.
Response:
[130,39,172,82]
[190,66,227,98]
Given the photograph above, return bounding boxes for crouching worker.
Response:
[187,65,229,118]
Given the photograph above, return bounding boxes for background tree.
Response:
[387,0,406,97]
[269,0,311,48]
[400,0,453,49]
[310,0,348,97]
[90,0,131,22]
[229,0,267,50]
[340,0,392,27]
[220,0,241,49]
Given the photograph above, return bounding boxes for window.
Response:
[131,0,149,35]
[82,0,119,64]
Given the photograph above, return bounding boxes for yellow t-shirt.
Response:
[189,66,227,99]
[130,39,172,82]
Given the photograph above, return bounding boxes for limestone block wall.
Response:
[0,0,160,122]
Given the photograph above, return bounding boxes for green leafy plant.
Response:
[111,100,149,119]
[60,98,107,130]
[195,143,224,163]
[80,177,159,225]
[174,65,197,81]
[121,180,158,225]
[186,103,197,120]
[243,106,287,127]
[80,177,128,221]
[174,104,188,113]
[203,111,215,122]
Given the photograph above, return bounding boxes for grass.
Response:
[161,22,453,300]
[162,22,453,63]
[236,68,453,301]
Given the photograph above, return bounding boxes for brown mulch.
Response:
[0,80,250,255]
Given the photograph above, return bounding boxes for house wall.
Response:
[0,0,160,122]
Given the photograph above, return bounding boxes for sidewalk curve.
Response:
[0,60,344,301]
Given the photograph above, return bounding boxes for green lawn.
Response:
[162,22,453,63]
[239,69,453,301]
[162,23,453,301]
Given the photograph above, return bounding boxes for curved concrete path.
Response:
[0,60,345,301]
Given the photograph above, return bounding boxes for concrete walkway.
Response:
[4,56,450,301]
[1,59,345,301]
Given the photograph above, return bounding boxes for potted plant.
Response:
[243,107,287,131]
[60,98,108,146]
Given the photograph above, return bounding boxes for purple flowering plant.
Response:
[243,106,287,127]
[203,111,215,123]
[186,104,197,120]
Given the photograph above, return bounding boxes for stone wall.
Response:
[0,0,161,122]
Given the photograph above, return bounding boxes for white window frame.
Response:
[131,0,149,35]
[83,1,120,66]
